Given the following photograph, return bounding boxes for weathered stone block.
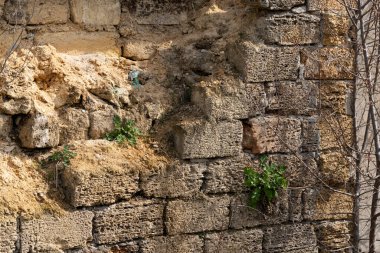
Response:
[255,0,304,10]
[166,196,230,234]
[288,189,303,222]
[228,41,299,82]
[20,211,93,252]
[0,218,17,253]
[0,28,25,60]
[243,116,302,154]
[0,96,32,115]
[141,162,206,198]
[205,230,263,253]
[192,78,266,120]
[0,114,12,140]
[318,113,353,150]
[70,0,121,26]
[94,199,164,244]
[320,81,353,115]
[141,235,203,253]
[301,47,354,80]
[308,0,349,13]
[258,13,320,45]
[322,13,350,46]
[5,0,69,25]
[315,221,352,253]
[301,117,320,152]
[123,40,156,60]
[266,81,318,115]
[35,31,120,56]
[59,108,90,144]
[320,152,351,185]
[263,224,318,253]
[89,107,117,139]
[174,120,242,159]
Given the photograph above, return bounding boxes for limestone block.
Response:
[255,0,304,10]
[322,13,350,46]
[141,162,206,198]
[228,41,299,82]
[0,97,33,115]
[301,47,354,80]
[263,224,318,253]
[0,28,25,60]
[94,199,164,244]
[141,235,203,253]
[191,78,266,120]
[122,0,188,16]
[320,81,353,115]
[70,0,121,26]
[174,120,242,159]
[308,0,348,13]
[166,196,230,234]
[59,108,90,144]
[315,221,352,253]
[243,116,302,154]
[318,113,353,150]
[229,193,288,229]
[123,41,156,61]
[301,117,320,152]
[288,189,303,222]
[0,114,12,140]
[205,230,263,253]
[266,81,318,115]
[20,211,94,252]
[320,152,351,185]
[0,218,17,253]
[4,0,69,25]
[258,13,320,45]
[35,31,120,56]
[89,107,117,139]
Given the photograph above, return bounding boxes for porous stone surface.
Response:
[166,196,230,234]
[322,13,350,46]
[228,41,299,82]
[0,114,12,140]
[174,120,242,159]
[59,108,90,144]
[123,40,156,60]
[243,116,302,154]
[263,224,318,253]
[205,230,263,253]
[94,199,164,244]
[70,0,121,26]
[256,0,304,10]
[318,113,353,150]
[320,152,351,185]
[0,97,32,115]
[320,81,353,115]
[0,28,25,60]
[141,235,203,253]
[308,0,347,13]
[0,218,17,253]
[315,221,352,253]
[20,211,94,252]
[258,13,320,45]
[301,117,320,152]
[88,107,117,139]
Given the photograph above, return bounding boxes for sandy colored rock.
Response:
[0,218,17,253]
[205,230,263,253]
[322,13,351,46]
[174,120,242,159]
[301,117,320,152]
[228,41,299,82]
[88,106,117,139]
[0,114,12,140]
[70,0,121,26]
[308,0,349,13]
[123,41,156,61]
[258,13,320,45]
[315,221,352,253]
[0,28,24,60]
[255,0,304,10]
[94,199,164,244]
[141,235,203,253]
[166,196,230,235]
[243,116,302,154]
[20,211,94,253]
[320,152,351,185]
[318,113,353,150]
[0,97,33,115]
[59,108,89,144]
[320,81,353,115]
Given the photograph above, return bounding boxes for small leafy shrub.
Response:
[106,115,141,145]
[43,145,77,168]
[244,156,288,208]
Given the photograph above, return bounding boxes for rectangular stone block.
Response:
[70,0,121,26]
[258,13,320,45]
[21,211,94,252]
[320,152,351,185]
[301,117,320,152]
[141,235,203,253]
[301,47,354,80]
[318,113,353,150]
[243,116,302,154]
[308,0,349,13]
[35,31,120,56]
[166,196,230,234]
[59,108,90,144]
[227,41,299,82]
[192,78,266,120]
[205,230,263,253]
[254,0,304,10]
[263,224,318,253]
[315,221,352,253]
[266,81,318,115]
[174,120,242,159]
[322,13,351,46]
[0,218,17,253]
[94,199,164,244]
[320,81,353,115]
[140,162,206,198]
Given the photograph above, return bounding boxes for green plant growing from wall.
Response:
[106,115,141,145]
[244,155,288,208]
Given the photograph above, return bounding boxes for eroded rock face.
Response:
[70,0,121,26]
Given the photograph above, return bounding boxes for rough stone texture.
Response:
[35,31,120,56]
[70,0,121,26]
[228,41,299,82]
[258,13,320,45]
[301,117,320,152]
[141,162,206,198]
[166,196,230,234]
[288,189,304,222]
[255,0,304,10]
[318,113,353,150]
[315,221,352,253]
[94,199,164,244]
[266,81,318,115]
[243,116,302,154]
[0,28,25,60]
[174,120,242,159]
[141,235,203,253]
[0,218,17,253]
[301,47,354,80]
[89,107,117,139]
[0,114,12,140]
[308,0,348,13]
[0,97,33,115]
[320,81,353,115]
[205,230,263,253]
[320,152,351,185]
[192,78,266,120]
[123,40,156,60]
[59,108,90,144]
[4,0,69,25]
[263,224,318,253]
[322,13,350,46]
[20,211,94,252]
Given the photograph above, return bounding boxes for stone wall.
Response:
[0,0,354,252]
